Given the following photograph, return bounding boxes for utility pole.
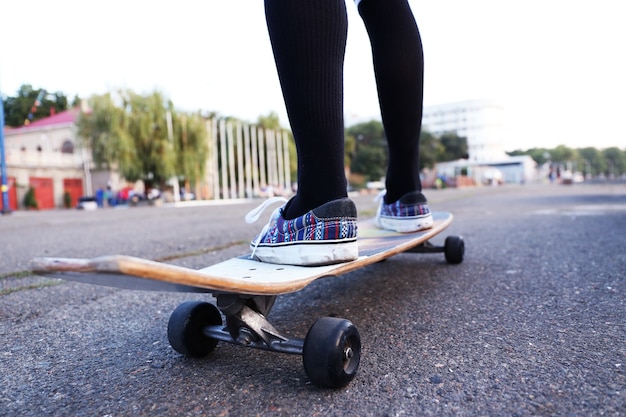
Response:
[1,94,12,214]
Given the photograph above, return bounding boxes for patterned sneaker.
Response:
[246,197,359,266]
[375,190,433,233]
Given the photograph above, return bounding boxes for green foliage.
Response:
[550,145,577,163]
[508,145,626,177]
[257,112,281,130]
[120,90,176,183]
[346,121,387,181]
[418,130,444,169]
[173,111,209,187]
[508,148,551,166]
[63,191,72,209]
[603,147,626,176]
[77,89,209,186]
[23,187,38,209]
[77,93,132,171]
[577,147,606,176]
[2,84,69,127]
[438,133,469,161]
[345,120,468,182]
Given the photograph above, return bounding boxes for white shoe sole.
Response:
[252,240,358,266]
[376,213,434,233]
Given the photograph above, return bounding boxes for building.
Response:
[436,155,537,185]
[2,108,95,210]
[423,99,537,184]
[422,99,507,163]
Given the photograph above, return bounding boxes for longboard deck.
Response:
[31,212,453,296]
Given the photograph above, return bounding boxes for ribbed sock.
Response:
[265,0,349,219]
[358,0,425,204]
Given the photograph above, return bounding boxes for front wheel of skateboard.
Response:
[168,301,222,358]
[303,317,361,388]
[444,236,465,264]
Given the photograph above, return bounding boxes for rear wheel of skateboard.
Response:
[444,236,464,264]
[302,317,361,388]
[168,301,222,357]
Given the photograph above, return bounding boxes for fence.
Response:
[205,119,292,200]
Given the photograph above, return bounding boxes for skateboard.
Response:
[31,211,463,388]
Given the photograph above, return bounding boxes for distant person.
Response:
[105,186,114,207]
[95,188,104,208]
[248,0,433,266]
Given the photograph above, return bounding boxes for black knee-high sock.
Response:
[265,0,348,219]
[358,0,424,203]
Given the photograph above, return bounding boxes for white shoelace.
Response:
[245,196,288,259]
[374,189,387,204]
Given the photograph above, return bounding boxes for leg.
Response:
[357,0,424,204]
[247,0,358,266]
[264,0,349,219]
[358,0,433,232]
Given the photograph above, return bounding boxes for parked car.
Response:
[76,196,98,210]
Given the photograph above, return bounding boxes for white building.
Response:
[422,99,507,163]
[2,108,92,210]
[423,100,537,184]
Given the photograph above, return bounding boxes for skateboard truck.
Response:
[215,294,303,355]
[167,293,361,388]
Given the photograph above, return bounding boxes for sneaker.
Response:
[246,197,359,266]
[375,190,433,233]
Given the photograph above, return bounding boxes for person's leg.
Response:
[358,0,433,232]
[264,0,349,219]
[248,0,357,266]
[357,0,424,204]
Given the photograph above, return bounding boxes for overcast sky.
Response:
[1,0,624,151]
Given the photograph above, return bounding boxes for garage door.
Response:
[63,178,83,208]
[30,177,55,210]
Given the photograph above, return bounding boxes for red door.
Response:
[30,177,55,209]
[0,176,18,211]
[63,178,83,208]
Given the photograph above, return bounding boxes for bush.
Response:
[24,187,38,209]
[63,191,72,209]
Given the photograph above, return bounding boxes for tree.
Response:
[549,145,577,164]
[173,110,209,190]
[508,148,551,166]
[437,133,468,162]
[507,145,626,177]
[419,130,443,169]
[257,112,281,130]
[2,84,69,127]
[603,147,626,177]
[346,121,387,181]
[77,89,208,187]
[345,122,466,182]
[120,90,177,184]
[577,147,606,176]
[76,92,136,176]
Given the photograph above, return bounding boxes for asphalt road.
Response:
[1,183,624,416]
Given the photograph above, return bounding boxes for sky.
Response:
[1,0,624,151]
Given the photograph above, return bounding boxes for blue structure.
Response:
[0,95,11,214]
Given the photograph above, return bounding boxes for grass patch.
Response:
[0,280,63,296]
[0,270,33,281]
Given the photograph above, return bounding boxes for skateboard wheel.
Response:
[168,301,222,357]
[303,317,361,388]
[444,236,464,264]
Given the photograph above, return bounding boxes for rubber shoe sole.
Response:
[252,239,358,266]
